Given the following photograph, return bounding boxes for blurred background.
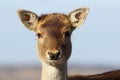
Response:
[0,0,120,80]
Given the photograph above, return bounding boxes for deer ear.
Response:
[69,7,89,28]
[17,9,38,31]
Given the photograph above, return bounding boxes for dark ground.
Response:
[0,64,119,80]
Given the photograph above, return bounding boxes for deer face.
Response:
[17,7,89,65]
[35,14,73,65]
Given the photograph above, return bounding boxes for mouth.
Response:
[48,59,60,62]
[47,58,65,63]
[44,57,67,65]
[48,57,60,60]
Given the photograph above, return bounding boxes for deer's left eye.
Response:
[64,31,71,38]
[36,33,43,38]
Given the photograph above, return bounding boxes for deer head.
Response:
[17,7,89,66]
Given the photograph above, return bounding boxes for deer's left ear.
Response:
[69,7,90,28]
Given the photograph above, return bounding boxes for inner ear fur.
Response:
[69,7,90,28]
[17,9,39,31]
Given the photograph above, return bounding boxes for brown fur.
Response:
[68,70,120,80]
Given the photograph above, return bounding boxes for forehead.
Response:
[35,13,72,32]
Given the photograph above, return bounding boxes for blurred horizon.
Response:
[0,0,120,67]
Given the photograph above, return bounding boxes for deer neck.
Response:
[41,62,67,80]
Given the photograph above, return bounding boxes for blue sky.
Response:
[0,0,120,66]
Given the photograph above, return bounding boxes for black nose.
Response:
[48,51,61,60]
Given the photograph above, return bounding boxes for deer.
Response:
[17,7,120,80]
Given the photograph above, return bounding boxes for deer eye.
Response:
[64,31,71,38]
[36,33,43,38]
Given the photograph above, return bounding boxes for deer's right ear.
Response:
[17,10,39,31]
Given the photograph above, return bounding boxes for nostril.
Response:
[48,51,61,60]
[56,51,61,58]
[48,52,54,60]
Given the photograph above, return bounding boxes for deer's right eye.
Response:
[64,31,71,38]
[36,33,43,38]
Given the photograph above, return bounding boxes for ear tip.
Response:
[17,9,24,16]
[81,7,90,11]
[17,9,25,14]
[80,7,90,14]
[85,7,90,12]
